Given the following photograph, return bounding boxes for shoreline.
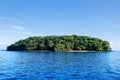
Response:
[67,50,111,53]
[6,50,112,53]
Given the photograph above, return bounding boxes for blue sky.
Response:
[0,0,120,50]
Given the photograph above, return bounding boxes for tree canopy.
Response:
[7,35,111,52]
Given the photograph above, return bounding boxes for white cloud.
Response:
[110,42,120,51]
[11,25,25,31]
[8,25,39,36]
[0,16,20,23]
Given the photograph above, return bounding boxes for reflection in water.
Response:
[0,51,120,80]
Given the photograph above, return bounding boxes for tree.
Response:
[54,44,66,52]
[7,35,111,52]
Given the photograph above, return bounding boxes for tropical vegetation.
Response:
[7,35,111,52]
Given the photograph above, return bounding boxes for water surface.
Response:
[0,51,120,80]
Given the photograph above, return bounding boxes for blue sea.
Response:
[0,51,120,80]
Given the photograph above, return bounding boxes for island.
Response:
[7,35,111,52]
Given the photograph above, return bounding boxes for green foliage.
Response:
[54,44,66,52]
[7,35,111,51]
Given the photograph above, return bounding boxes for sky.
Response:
[0,0,120,50]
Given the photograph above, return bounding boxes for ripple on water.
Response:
[0,51,120,80]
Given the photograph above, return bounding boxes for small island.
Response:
[7,35,111,52]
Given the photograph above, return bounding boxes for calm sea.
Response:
[0,51,120,80]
